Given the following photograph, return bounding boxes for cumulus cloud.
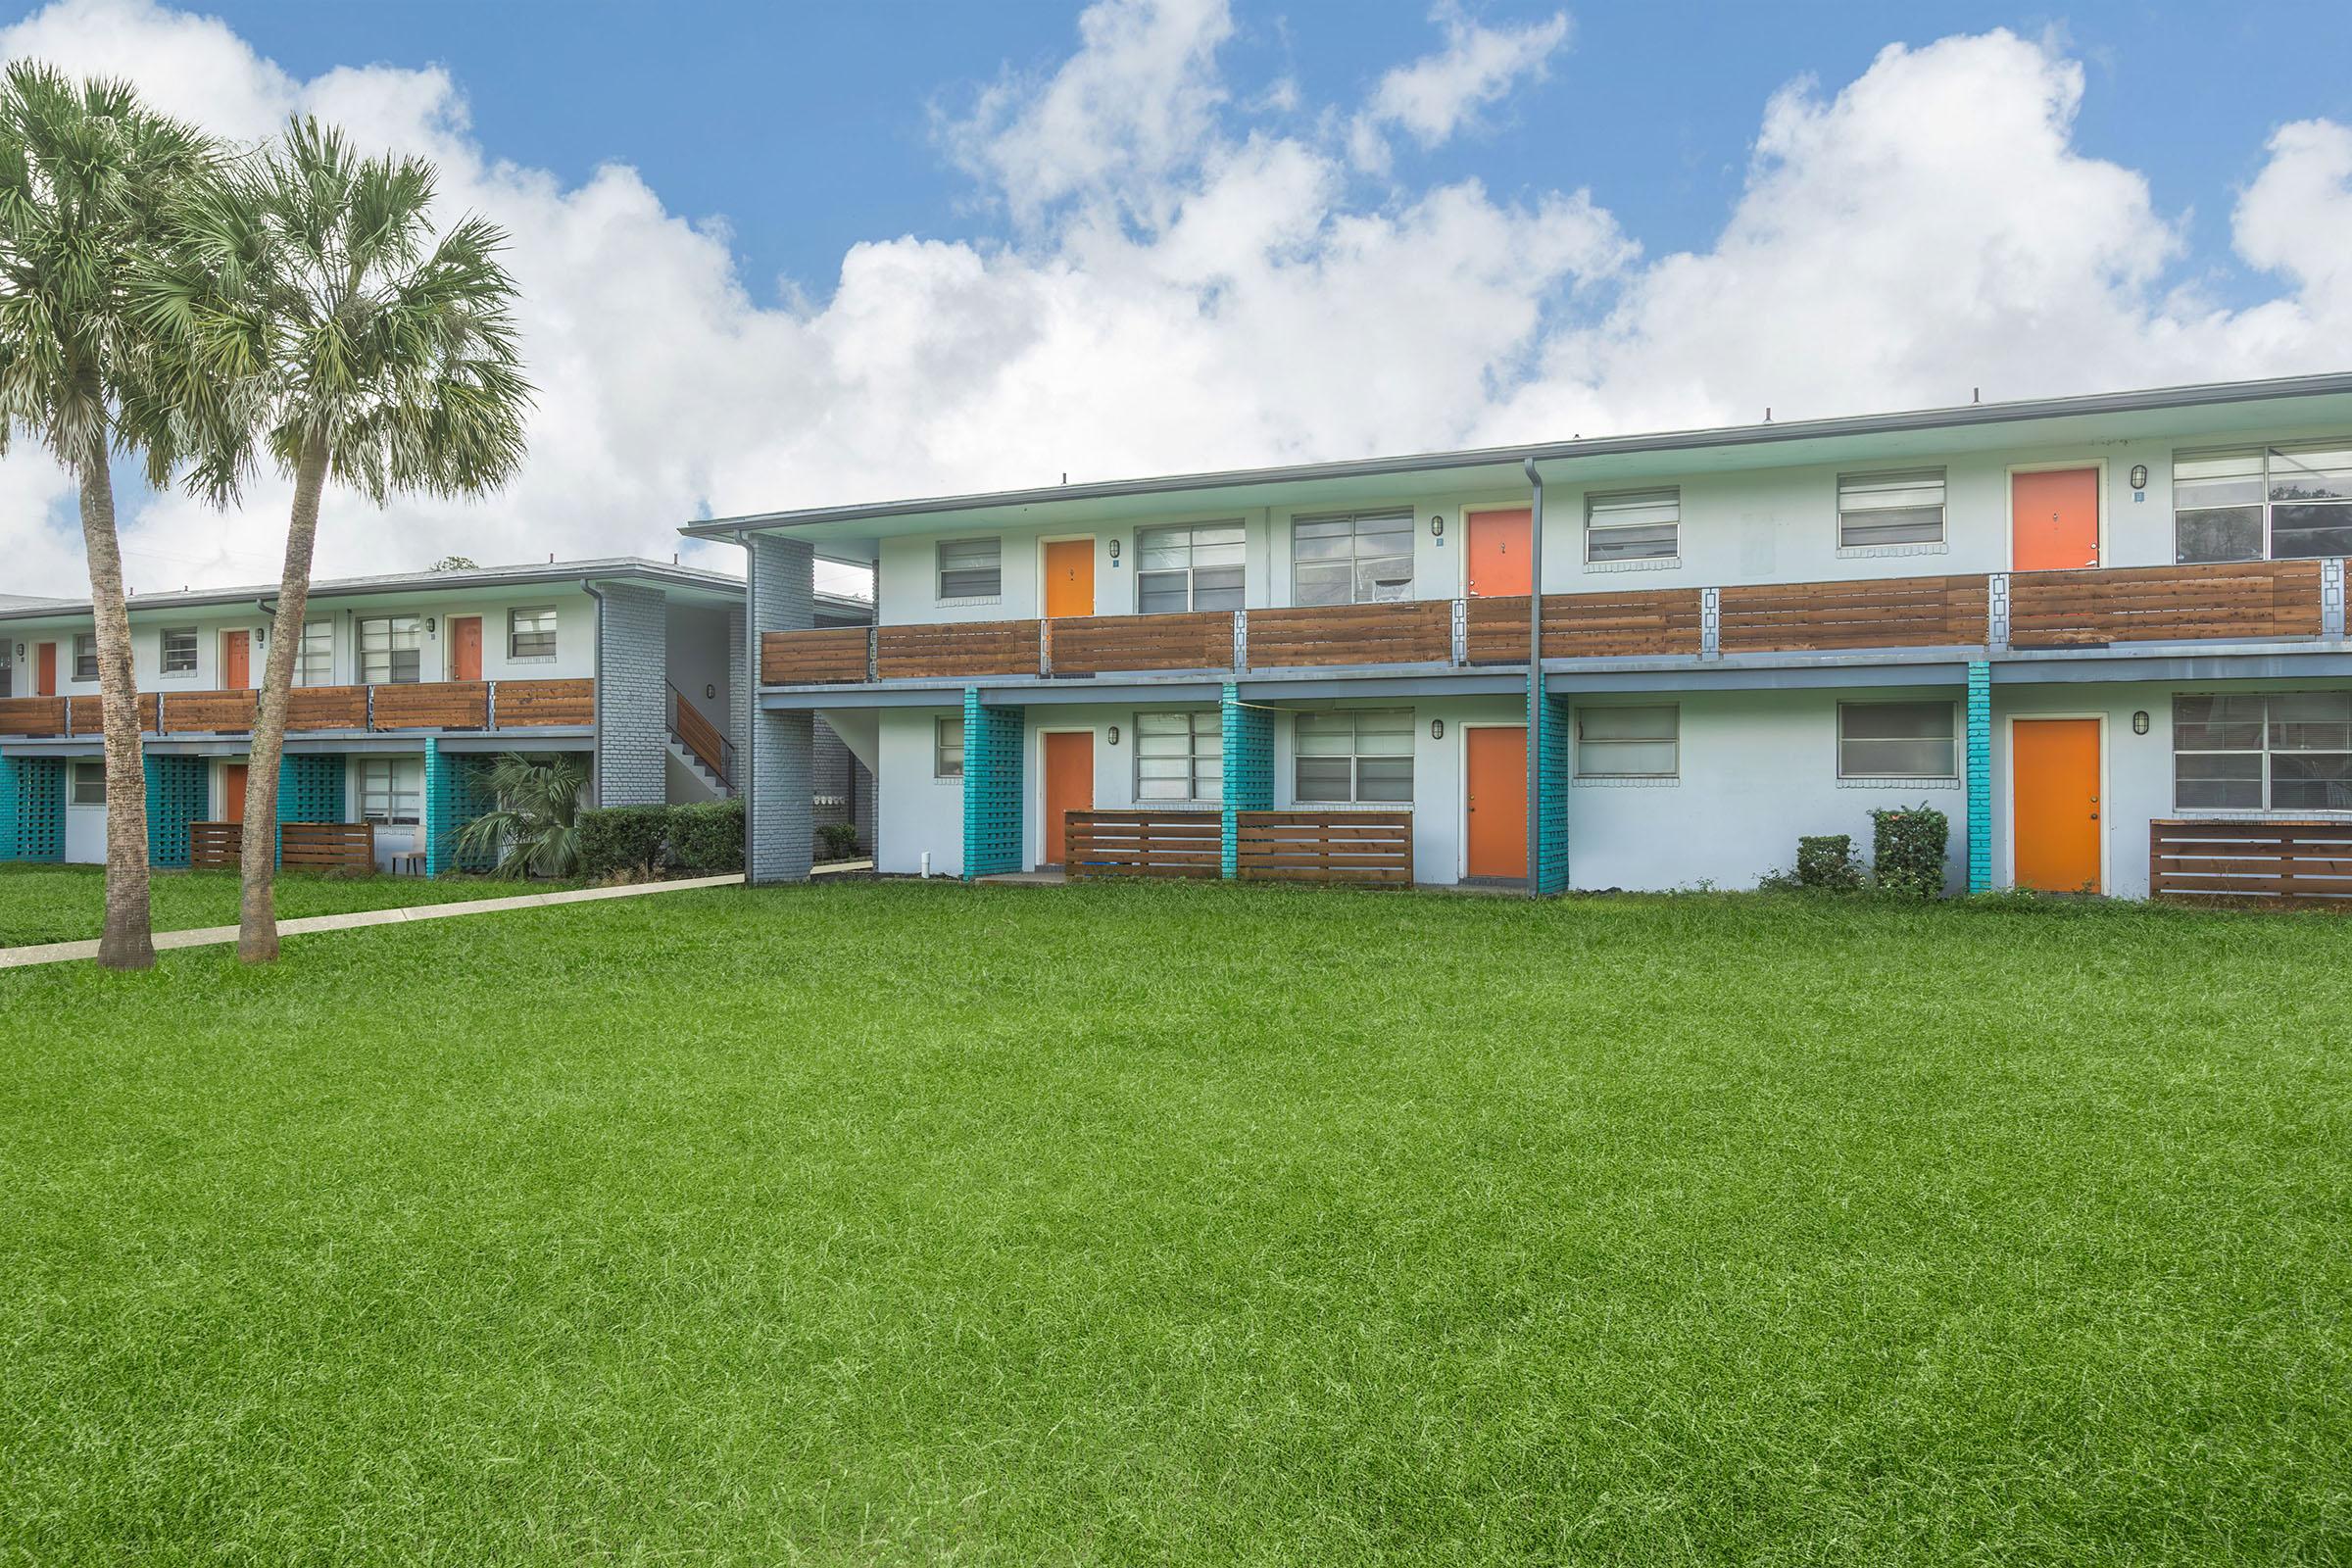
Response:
[0,0,2349,601]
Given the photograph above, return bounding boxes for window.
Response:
[1576,706,1679,778]
[1838,702,1955,779]
[1135,710,1222,803]
[73,633,97,683]
[70,760,105,806]
[1295,709,1413,803]
[937,538,1001,600]
[1838,469,1945,549]
[295,622,333,687]
[358,615,422,684]
[508,606,558,661]
[2174,693,2352,811]
[1585,489,1679,564]
[1291,512,1413,606]
[2176,443,2352,563]
[1137,521,1245,613]
[935,715,964,779]
[160,626,198,675]
[359,758,422,825]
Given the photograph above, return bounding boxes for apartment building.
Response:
[695,373,2352,904]
[0,559,871,871]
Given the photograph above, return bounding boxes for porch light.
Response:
[1430,718,1445,739]
[705,683,716,701]
[1107,725,1120,745]
[425,617,436,634]
[2130,464,2149,490]
[2132,710,2150,735]
[1107,539,1121,564]
[1430,514,1445,538]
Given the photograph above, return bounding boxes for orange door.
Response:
[1467,509,1532,597]
[2013,718,2101,893]
[1042,730,1093,867]
[451,616,483,681]
[2012,468,2101,570]
[221,630,250,688]
[36,642,56,695]
[1044,539,1095,618]
[221,762,247,824]
[1465,725,1528,879]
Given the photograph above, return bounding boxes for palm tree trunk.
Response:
[236,431,330,963]
[77,418,155,970]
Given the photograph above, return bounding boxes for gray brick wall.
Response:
[595,582,668,808]
[726,606,748,760]
[747,535,814,883]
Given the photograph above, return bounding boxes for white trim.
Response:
[2005,458,2109,571]
[1455,719,1528,881]
[2003,711,2111,895]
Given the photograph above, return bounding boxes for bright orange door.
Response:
[451,616,482,681]
[2012,468,2101,570]
[36,642,56,695]
[1467,509,1532,597]
[2013,718,2101,893]
[221,762,247,824]
[221,630,250,688]
[1042,731,1093,868]
[1465,725,1528,879]
[1044,539,1095,618]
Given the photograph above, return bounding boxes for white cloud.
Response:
[1349,2,1570,174]
[0,2,2349,601]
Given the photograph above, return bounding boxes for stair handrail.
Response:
[664,681,735,787]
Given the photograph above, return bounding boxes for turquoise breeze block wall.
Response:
[1535,683,1571,895]
[144,754,207,869]
[1966,661,1992,893]
[3,756,65,862]
[423,740,497,875]
[961,690,1025,878]
[277,753,346,869]
[1220,682,1272,879]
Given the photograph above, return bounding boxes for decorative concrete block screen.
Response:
[1,755,67,861]
[1535,686,1571,895]
[143,754,208,869]
[423,740,497,875]
[1966,661,1992,894]
[1220,683,1272,879]
[960,690,1024,878]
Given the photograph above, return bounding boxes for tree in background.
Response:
[0,64,219,968]
[141,117,530,962]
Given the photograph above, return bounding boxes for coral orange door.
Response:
[451,616,482,681]
[1467,509,1531,597]
[36,642,56,695]
[2012,467,2100,570]
[1042,730,1093,868]
[221,762,247,824]
[1465,725,1527,879]
[1044,539,1095,618]
[2012,718,2101,892]
[221,630,250,688]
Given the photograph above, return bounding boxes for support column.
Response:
[0,755,21,861]
[3,757,65,862]
[275,753,346,869]
[1966,660,1992,894]
[961,689,1024,879]
[595,581,668,808]
[424,739,495,875]
[1532,678,1571,895]
[747,535,815,884]
[143,755,206,869]
[726,605,750,763]
[1220,682,1270,879]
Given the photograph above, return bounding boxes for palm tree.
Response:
[0,64,219,969]
[451,752,584,879]
[139,117,530,961]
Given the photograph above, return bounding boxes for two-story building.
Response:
[701,373,2352,905]
[0,558,872,872]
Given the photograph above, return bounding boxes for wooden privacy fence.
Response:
[1065,809,1222,878]
[1048,612,1232,674]
[1719,573,1990,654]
[762,625,870,684]
[1243,602,1452,667]
[2010,561,2322,647]
[1464,589,1705,662]
[190,820,375,871]
[2148,818,2352,906]
[1235,810,1412,884]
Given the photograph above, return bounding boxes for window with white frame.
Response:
[295,621,333,686]
[935,715,964,778]
[1137,522,1246,613]
[1135,710,1222,803]
[1837,701,1955,779]
[70,760,105,806]
[1576,706,1679,778]
[2175,442,2352,564]
[160,626,198,675]
[2174,693,2352,811]
[73,632,97,683]
[359,758,423,825]
[1295,709,1413,803]
[1838,469,1946,549]
[358,615,422,684]
[937,538,1002,600]
[1585,489,1680,564]
[1291,512,1413,606]
[508,606,558,661]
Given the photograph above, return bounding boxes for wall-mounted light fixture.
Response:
[425,617,436,634]
[2132,710,2150,735]
[2130,464,2149,490]
[1430,718,1446,739]
[705,683,716,701]
[1430,514,1446,539]
[1107,539,1121,564]
[255,625,267,647]
[1106,724,1120,745]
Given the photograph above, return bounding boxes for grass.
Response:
[3,880,2347,1564]
[0,862,584,947]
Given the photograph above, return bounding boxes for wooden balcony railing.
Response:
[0,678,596,739]
[753,561,2336,688]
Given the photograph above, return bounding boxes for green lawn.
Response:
[0,862,583,947]
[3,881,2347,1564]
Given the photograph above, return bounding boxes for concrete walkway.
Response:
[0,872,746,971]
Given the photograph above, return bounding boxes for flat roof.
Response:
[680,370,2352,544]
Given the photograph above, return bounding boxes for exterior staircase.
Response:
[666,735,732,799]
[665,684,736,800]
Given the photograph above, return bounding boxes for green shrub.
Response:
[1796,835,1862,890]
[1871,805,1950,898]
[668,799,745,872]
[579,805,669,879]
[816,821,860,861]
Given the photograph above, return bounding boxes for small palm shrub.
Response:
[452,753,586,879]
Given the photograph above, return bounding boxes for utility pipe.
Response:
[1523,457,1544,898]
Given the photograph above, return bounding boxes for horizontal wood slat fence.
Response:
[287,686,368,730]
[1235,810,1412,884]
[1244,601,1452,667]
[1464,590,1705,662]
[1065,809,1222,878]
[2148,818,2352,906]
[1720,574,1990,654]
[492,678,595,727]
[2010,562,2322,647]
[761,626,870,684]
[878,619,1041,679]
[1048,612,1232,674]
[189,820,375,871]
[0,680,593,737]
